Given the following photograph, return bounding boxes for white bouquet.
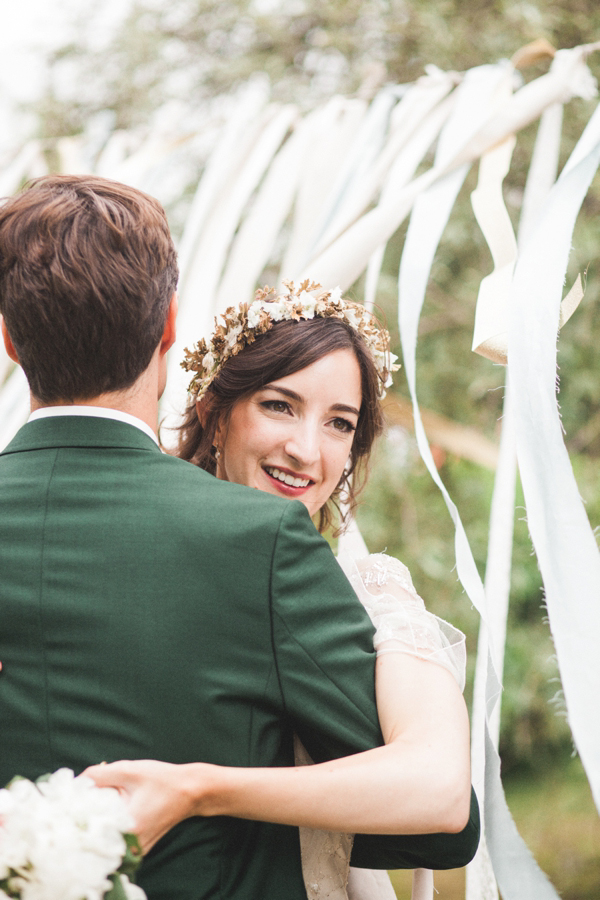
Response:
[0,768,146,900]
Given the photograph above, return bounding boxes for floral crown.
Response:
[182,280,399,398]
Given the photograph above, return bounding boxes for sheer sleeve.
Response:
[337,553,466,692]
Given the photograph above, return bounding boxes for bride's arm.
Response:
[85,652,471,853]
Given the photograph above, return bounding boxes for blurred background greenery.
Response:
[15,0,600,895]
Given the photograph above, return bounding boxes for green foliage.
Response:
[120,832,144,879]
[104,875,131,900]
[100,833,143,899]
[505,756,600,899]
[34,0,600,134]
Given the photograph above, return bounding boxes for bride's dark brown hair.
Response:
[175,316,385,535]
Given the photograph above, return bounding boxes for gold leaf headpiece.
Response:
[182,280,399,398]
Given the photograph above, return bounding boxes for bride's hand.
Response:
[82,760,217,853]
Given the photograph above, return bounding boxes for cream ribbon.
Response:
[470,135,584,364]
[507,102,600,814]
[397,61,564,900]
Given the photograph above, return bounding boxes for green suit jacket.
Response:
[0,416,479,900]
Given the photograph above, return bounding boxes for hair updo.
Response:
[175,315,385,534]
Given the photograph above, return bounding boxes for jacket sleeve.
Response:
[269,501,480,870]
[350,789,480,870]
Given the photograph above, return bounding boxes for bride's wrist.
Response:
[184,763,233,818]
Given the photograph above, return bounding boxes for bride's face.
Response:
[215,349,362,516]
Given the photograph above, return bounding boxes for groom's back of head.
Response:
[0,174,178,403]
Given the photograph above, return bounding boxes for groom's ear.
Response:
[159,292,178,357]
[1,318,20,364]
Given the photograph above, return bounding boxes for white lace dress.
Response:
[296,553,466,900]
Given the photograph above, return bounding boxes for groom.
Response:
[0,175,478,899]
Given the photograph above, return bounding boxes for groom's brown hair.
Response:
[0,174,178,403]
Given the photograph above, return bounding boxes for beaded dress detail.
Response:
[339,553,466,691]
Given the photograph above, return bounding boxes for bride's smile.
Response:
[214,348,362,516]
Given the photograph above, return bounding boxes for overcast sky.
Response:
[0,0,131,149]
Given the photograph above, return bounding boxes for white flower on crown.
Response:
[247,303,264,328]
[268,300,292,321]
[343,306,361,329]
[202,350,216,371]
[225,323,243,349]
[296,290,317,317]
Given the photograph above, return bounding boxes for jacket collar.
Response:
[0,415,162,456]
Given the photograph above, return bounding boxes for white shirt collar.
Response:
[27,406,160,447]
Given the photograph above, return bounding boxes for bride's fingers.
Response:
[82,762,131,788]
[81,764,159,851]
[81,761,153,797]
[81,760,191,853]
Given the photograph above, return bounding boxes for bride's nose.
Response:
[283,421,320,468]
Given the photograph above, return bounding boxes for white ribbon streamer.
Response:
[281,97,368,278]
[215,109,305,306]
[163,94,291,423]
[508,103,600,813]
[397,62,564,900]
[467,91,564,900]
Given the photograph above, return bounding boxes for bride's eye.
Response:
[261,399,291,414]
[331,417,356,434]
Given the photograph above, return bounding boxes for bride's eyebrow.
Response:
[331,403,360,417]
[262,384,302,403]
[263,384,359,418]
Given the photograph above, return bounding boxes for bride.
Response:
[86,281,478,899]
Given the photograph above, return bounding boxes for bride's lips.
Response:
[262,465,315,498]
